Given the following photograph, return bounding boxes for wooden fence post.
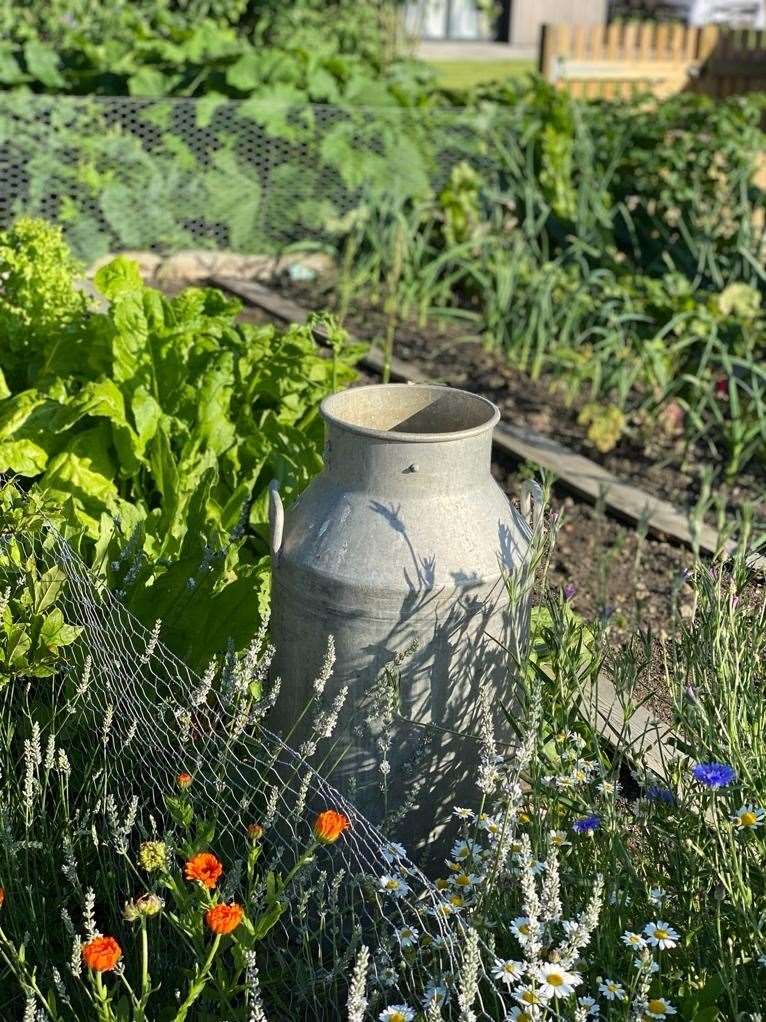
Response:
[539,23,557,81]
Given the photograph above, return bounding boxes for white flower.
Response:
[510,916,534,945]
[379,1006,414,1022]
[507,1008,540,1021]
[379,875,411,898]
[645,996,677,1018]
[492,959,525,986]
[382,841,407,864]
[621,931,646,948]
[478,813,502,836]
[597,978,626,1001]
[506,1005,543,1021]
[561,919,580,937]
[536,963,581,999]
[379,966,398,988]
[395,925,419,948]
[450,871,481,889]
[549,829,570,848]
[649,887,666,905]
[422,983,448,1008]
[513,984,546,1008]
[643,921,679,950]
[731,805,765,829]
[453,807,475,820]
[451,839,481,862]
[530,860,546,875]
[429,901,458,919]
[633,956,659,973]
[578,996,600,1016]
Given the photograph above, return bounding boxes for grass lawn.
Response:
[427,58,535,89]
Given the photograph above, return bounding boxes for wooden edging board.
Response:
[211,275,764,575]
[212,275,687,776]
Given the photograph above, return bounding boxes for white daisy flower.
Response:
[549,829,570,848]
[731,805,765,829]
[643,921,680,949]
[633,956,659,973]
[510,916,534,944]
[395,925,419,948]
[378,1005,414,1022]
[577,996,600,1016]
[492,958,525,986]
[506,1008,540,1022]
[451,839,481,862]
[645,996,677,1018]
[379,875,411,898]
[429,901,458,919]
[536,963,581,999]
[513,984,546,1007]
[621,931,646,948]
[382,841,407,864]
[452,806,475,820]
[478,813,502,836]
[649,887,667,905]
[597,978,626,1001]
[530,860,546,875]
[450,871,481,889]
[421,983,448,1008]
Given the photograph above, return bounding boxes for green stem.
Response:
[92,973,116,1022]
[172,934,221,1022]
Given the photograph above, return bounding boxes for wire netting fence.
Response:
[0,94,492,262]
[0,489,528,1018]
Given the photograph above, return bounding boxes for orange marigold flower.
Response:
[0,887,5,909]
[82,935,122,973]
[177,772,193,789]
[313,809,350,845]
[184,851,223,889]
[205,902,245,935]
[247,823,264,841]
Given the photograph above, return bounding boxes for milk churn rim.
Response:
[320,383,500,443]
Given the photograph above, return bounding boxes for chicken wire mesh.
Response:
[0,484,537,1020]
[0,94,487,263]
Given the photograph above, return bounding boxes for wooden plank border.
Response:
[211,275,764,574]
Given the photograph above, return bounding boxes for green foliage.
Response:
[0,1,400,98]
[0,220,359,668]
[0,484,81,682]
[0,218,89,390]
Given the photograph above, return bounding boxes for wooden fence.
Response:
[539,22,766,98]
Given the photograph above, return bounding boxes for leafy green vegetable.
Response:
[0,220,360,668]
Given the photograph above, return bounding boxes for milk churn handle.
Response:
[268,480,284,559]
[520,479,545,532]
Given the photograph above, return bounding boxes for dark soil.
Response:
[271,272,766,537]
[174,271,740,718]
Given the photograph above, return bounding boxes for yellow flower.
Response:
[138,841,168,873]
[731,805,765,830]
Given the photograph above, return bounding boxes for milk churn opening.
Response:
[320,383,499,441]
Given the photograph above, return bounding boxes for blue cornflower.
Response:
[692,762,736,789]
[572,814,600,835]
[645,785,675,805]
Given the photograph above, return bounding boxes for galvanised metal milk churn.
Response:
[268,383,539,855]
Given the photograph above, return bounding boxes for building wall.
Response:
[510,0,608,46]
